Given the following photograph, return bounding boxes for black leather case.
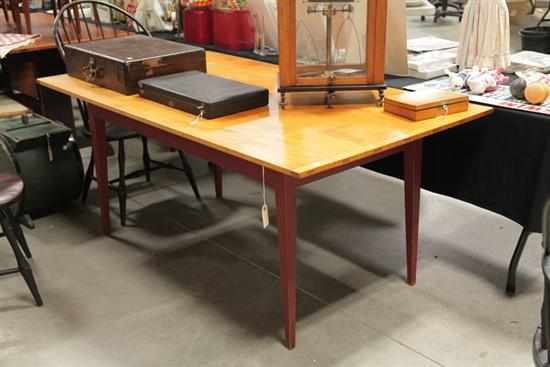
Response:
[138,71,269,119]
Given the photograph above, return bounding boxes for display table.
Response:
[36,52,492,350]
[383,74,550,234]
[368,75,550,293]
[0,12,119,128]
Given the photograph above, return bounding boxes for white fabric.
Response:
[0,33,40,59]
[456,0,510,69]
[134,0,173,32]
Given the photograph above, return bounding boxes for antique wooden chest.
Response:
[64,35,206,95]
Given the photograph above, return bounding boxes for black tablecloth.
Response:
[367,76,550,233]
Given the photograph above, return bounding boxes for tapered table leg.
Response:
[404,140,423,286]
[88,106,111,235]
[274,173,298,350]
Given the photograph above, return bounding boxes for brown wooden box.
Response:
[384,90,469,121]
[64,35,206,95]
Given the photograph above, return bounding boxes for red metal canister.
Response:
[212,9,255,50]
[183,9,213,45]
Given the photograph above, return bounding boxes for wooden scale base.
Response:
[278,84,387,109]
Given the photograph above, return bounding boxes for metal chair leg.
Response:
[506,227,531,294]
[141,136,151,182]
[528,0,536,14]
[178,151,201,201]
[118,140,127,226]
[6,209,32,259]
[0,210,42,306]
[81,152,94,204]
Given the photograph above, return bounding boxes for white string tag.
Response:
[190,109,204,125]
[261,167,269,228]
[46,133,53,162]
[437,104,449,119]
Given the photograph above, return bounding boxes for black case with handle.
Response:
[138,71,269,119]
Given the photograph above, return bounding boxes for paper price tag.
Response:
[46,134,53,162]
[261,203,269,228]
[260,166,269,229]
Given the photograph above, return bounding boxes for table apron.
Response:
[298,143,414,185]
[87,104,289,186]
[87,103,415,188]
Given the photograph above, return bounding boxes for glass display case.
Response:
[277,0,387,107]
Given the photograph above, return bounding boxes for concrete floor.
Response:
[1,12,547,367]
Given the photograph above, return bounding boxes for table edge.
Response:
[37,76,494,179]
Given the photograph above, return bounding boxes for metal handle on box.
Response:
[82,57,104,82]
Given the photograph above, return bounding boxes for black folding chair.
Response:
[421,0,464,23]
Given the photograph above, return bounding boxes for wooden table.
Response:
[1,12,117,125]
[0,12,119,54]
[37,52,493,350]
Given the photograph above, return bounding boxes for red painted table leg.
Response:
[88,107,111,235]
[404,140,423,286]
[274,173,298,350]
[212,164,223,199]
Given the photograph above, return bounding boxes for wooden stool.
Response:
[0,172,42,306]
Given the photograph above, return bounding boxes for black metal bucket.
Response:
[520,27,550,54]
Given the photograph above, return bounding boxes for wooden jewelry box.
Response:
[384,90,469,121]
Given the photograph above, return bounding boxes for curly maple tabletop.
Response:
[37,51,493,178]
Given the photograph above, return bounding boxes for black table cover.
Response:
[367,76,550,233]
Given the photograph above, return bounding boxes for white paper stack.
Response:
[508,51,550,73]
[407,36,459,79]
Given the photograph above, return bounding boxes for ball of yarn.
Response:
[510,78,527,100]
[524,82,549,105]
